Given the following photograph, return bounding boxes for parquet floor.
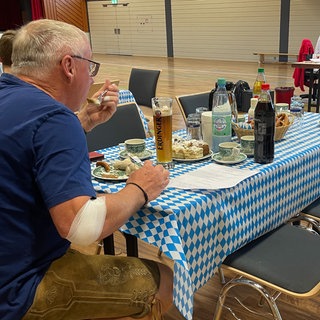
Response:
[78,54,319,320]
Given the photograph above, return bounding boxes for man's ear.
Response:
[60,55,75,80]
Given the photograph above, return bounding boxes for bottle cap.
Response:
[258,68,264,73]
[217,78,226,86]
[261,83,270,90]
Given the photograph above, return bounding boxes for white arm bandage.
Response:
[66,196,107,246]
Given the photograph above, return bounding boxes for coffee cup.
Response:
[119,138,146,155]
[218,142,240,160]
[240,135,254,155]
[275,103,289,114]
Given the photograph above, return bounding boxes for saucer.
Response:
[241,149,254,157]
[119,149,153,160]
[212,152,247,164]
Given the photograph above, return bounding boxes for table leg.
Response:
[123,233,139,257]
[308,71,314,112]
[103,234,115,255]
[316,72,320,113]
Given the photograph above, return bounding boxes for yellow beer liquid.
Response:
[153,114,172,163]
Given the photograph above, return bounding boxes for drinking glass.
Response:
[186,113,201,140]
[151,97,174,168]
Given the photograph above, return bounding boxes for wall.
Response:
[289,0,320,53]
[87,0,167,56]
[43,0,89,32]
[87,0,320,62]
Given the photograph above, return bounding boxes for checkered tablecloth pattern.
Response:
[91,112,320,319]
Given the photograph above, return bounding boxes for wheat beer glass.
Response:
[152,97,174,168]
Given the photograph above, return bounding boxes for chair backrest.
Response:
[86,102,147,152]
[128,68,161,108]
[176,91,210,124]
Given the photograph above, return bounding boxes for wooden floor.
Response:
[80,55,319,320]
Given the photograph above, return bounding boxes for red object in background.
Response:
[275,86,295,106]
[89,151,104,161]
[293,39,314,91]
[31,0,44,20]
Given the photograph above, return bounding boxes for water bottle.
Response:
[290,96,304,130]
[211,78,232,153]
[254,83,275,164]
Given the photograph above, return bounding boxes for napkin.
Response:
[168,164,259,190]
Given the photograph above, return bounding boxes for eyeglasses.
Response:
[71,55,100,77]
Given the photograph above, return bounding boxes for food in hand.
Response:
[87,97,100,105]
[172,138,210,159]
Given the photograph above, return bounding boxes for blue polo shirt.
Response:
[0,74,96,319]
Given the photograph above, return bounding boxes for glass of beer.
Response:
[151,97,174,168]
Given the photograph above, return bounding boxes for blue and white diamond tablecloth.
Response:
[91,112,320,320]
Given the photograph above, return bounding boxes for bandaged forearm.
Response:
[66,197,107,246]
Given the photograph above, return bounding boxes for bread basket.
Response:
[232,114,294,142]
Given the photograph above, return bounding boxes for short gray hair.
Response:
[11,19,89,78]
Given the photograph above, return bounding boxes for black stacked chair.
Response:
[128,68,161,108]
[213,216,320,320]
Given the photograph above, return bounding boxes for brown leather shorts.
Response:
[23,249,160,319]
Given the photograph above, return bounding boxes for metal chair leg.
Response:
[213,277,282,320]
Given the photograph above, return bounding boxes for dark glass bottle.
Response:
[254,83,275,164]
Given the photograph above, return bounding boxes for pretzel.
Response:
[276,113,290,127]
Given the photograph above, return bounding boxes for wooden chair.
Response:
[175,91,210,124]
[213,216,320,320]
[128,68,161,108]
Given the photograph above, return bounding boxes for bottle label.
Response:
[212,115,231,136]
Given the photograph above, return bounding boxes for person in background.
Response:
[0,18,172,320]
[0,29,17,74]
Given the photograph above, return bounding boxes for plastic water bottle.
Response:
[211,78,232,153]
[290,96,304,130]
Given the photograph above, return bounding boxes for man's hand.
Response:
[78,80,119,132]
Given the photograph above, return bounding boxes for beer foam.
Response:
[154,107,171,116]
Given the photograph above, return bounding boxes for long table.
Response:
[292,61,320,112]
[91,112,320,319]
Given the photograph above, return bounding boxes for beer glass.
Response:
[151,97,174,168]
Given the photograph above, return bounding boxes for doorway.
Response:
[87,2,132,55]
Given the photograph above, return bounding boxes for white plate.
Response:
[310,58,320,63]
[173,150,213,162]
[119,149,153,160]
[212,153,247,164]
[92,165,128,181]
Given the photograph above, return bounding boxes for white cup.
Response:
[240,135,254,155]
[119,138,146,155]
[218,142,241,160]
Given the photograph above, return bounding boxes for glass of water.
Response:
[186,113,202,140]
